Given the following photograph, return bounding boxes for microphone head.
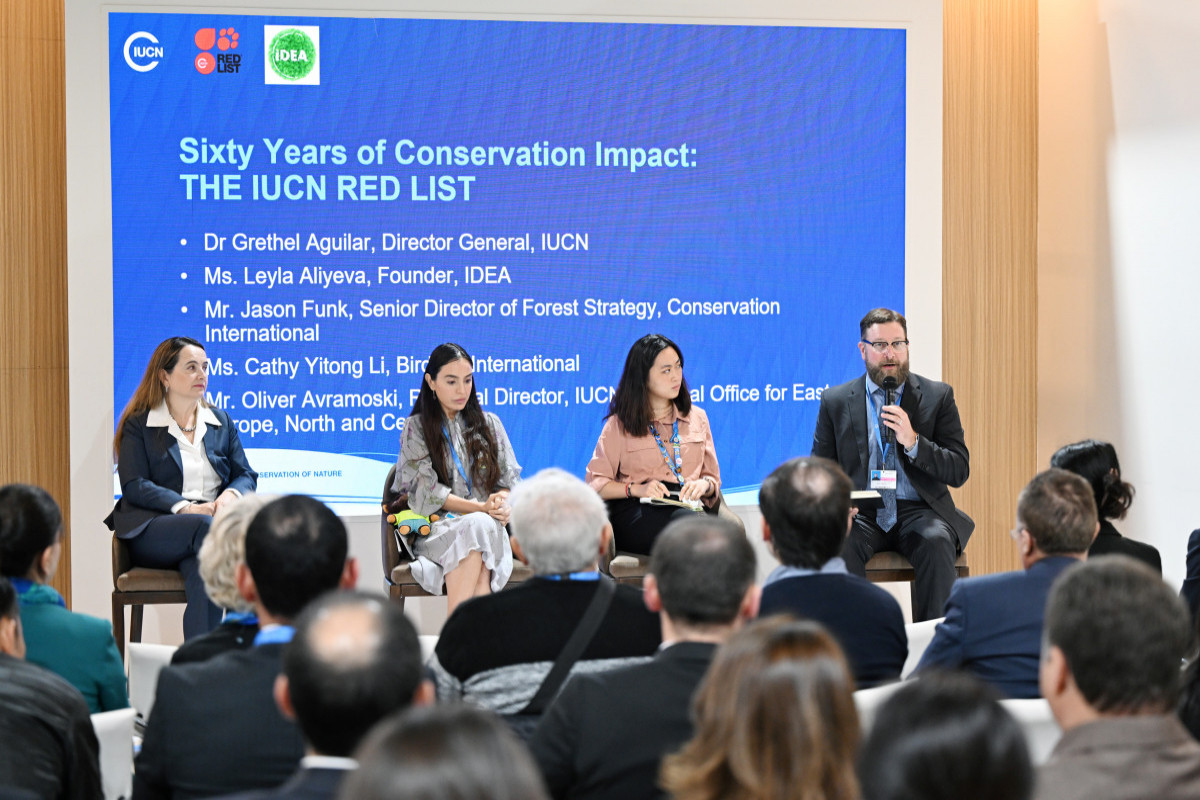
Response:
[881,376,898,390]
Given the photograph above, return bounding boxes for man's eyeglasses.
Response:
[861,339,910,353]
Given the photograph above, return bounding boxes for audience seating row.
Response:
[106,467,968,657]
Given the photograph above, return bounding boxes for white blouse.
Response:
[146,402,234,513]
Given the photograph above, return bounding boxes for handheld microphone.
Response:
[881,376,898,445]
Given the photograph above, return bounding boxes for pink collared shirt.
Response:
[585,405,721,505]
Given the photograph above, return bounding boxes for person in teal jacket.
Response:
[0,483,128,713]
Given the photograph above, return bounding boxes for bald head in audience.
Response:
[277,590,433,758]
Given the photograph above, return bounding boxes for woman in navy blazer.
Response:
[105,336,257,638]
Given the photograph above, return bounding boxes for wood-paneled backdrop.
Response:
[943,0,1038,575]
[1,0,72,603]
[1,0,1036,606]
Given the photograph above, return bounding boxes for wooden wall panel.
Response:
[942,0,1039,576]
[0,0,71,603]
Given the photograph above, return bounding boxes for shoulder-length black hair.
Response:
[1050,439,1134,521]
[607,334,691,436]
[408,343,500,495]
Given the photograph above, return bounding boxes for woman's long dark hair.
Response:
[409,343,500,494]
[114,336,207,457]
[1050,439,1134,521]
[858,670,1032,800]
[607,334,691,436]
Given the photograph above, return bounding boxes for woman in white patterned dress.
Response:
[393,343,521,614]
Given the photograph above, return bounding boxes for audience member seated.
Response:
[858,670,1033,800]
[660,617,860,800]
[171,494,271,665]
[916,468,1098,698]
[1181,529,1200,620]
[1178,617,1200,741]
[134,495,357,799]
[757,456,907,687]
[223,590,433,799]
[0,483,128,713]
[1051,439,1161,573]
[429,468,660,720]
[0,576,103,800]
[531,515,759,800]
[1036,556,1200,800]
[338,705,550,800]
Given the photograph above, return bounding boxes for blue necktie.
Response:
[874,389,897,532]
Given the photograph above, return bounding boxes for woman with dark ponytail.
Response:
[1051,439,1161,572]
[393,343,521,614]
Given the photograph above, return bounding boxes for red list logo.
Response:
[195,27,240,75]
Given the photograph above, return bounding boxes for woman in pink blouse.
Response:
[585,334,721,554]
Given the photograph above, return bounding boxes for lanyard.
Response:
[254,625,295,646]
[442,424,473,495]
[867,385,904,463]
[540,571,602,581]
[648,420,684,483]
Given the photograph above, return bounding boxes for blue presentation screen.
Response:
[108,13,905,506]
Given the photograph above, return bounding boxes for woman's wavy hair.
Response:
[114,336,207,457]
[1050,439,1135,521]
[607,333,691,436]
[408,343,500,494]
[198,494,275,612]
[661,616,860,800]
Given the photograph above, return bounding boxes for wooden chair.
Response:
[380,465,534,609]
[864,550,970,609]
[111,535,186,660]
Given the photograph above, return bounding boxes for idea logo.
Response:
[195,27,241,75]
[264,25,319,85]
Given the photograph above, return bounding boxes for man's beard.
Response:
[867,359,910,387]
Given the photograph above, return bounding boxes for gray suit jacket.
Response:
[811,372,973,547]
[1035,715,1200,800]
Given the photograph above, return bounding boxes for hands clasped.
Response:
[484,490,511,524]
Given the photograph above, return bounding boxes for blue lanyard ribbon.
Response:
[648,420,684,484]
[254,625,295,646]
[867,385,904,463]
[540,571,602,581]
[442,424,473,496]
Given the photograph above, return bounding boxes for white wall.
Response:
[1039,0,1200,588]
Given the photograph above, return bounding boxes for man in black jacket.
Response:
[0,576,102,800]
[427,469,661,716]
[223,591,433,800]
[757,456,907,688]
[530,515,758,800]
[133,495,357,800]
